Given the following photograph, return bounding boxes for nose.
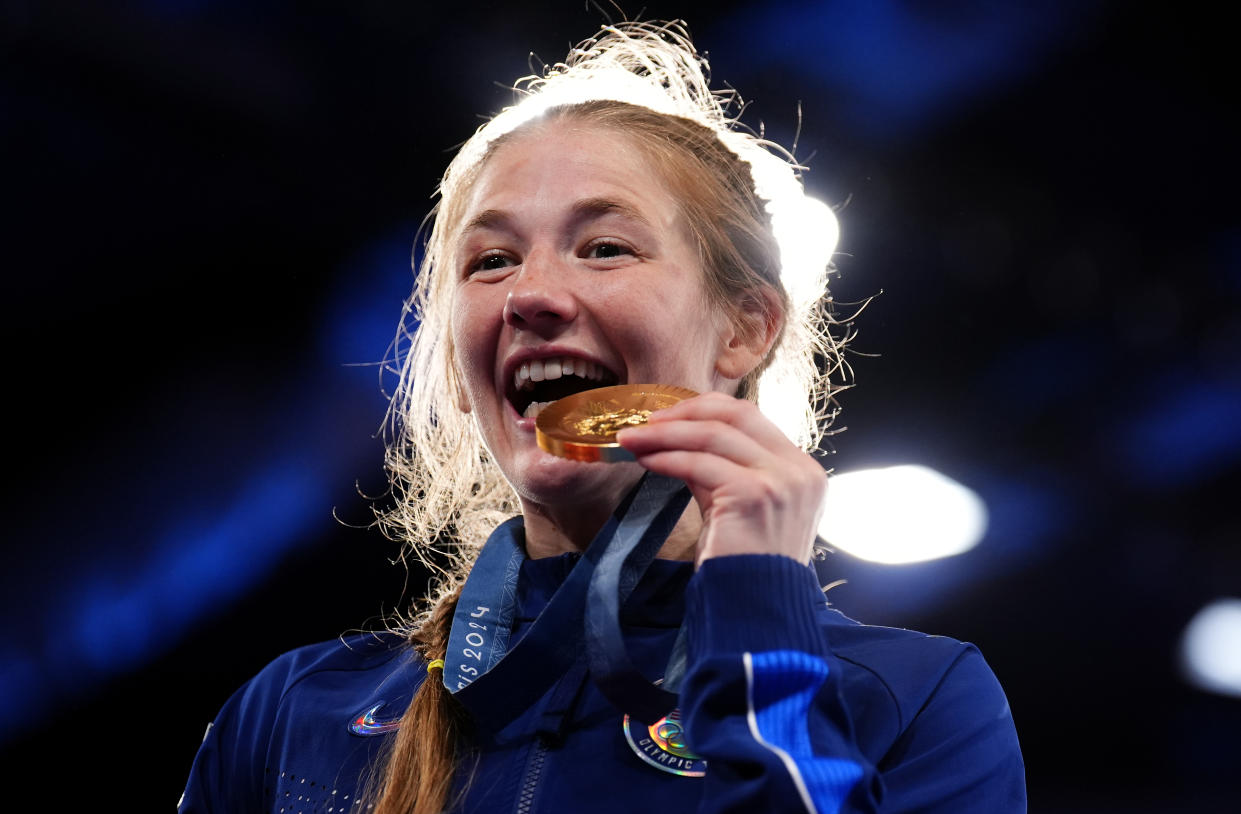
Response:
[502,250,578,336]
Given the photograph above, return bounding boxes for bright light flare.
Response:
[1180,598,1241,698]
[768,194,838,308]
[820,465,988,564]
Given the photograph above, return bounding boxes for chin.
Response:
[509,450,643,511]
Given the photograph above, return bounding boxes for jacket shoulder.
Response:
[818,606,1013,746]
[249,630,409,700]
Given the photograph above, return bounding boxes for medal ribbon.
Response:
[444,473,690,733]
[584,483,691,724]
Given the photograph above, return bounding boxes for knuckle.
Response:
[756,475,786,506]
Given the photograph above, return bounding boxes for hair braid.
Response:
[368,583,469,814]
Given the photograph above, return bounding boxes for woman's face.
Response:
[449,122,738,508]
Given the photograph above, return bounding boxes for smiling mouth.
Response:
[509,356,620,419]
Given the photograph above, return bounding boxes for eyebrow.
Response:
[460,208,511,237]
[570,197,653,229]
[458,197,653,241]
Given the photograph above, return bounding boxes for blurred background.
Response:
[2,1,1237,810]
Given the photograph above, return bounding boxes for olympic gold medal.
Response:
[535,384,698,463]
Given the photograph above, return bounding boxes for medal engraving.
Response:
[536,384,698,462]
[572,407,653,437]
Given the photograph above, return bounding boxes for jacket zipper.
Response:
[514,738,549,814]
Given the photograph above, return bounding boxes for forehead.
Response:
[459,122,684,230]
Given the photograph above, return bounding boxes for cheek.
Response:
[620,299,718,377]
[450,289,496,386]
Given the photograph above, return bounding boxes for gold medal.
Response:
[536,384,697,463]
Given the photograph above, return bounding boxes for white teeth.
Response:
[512,355,612,392]
[523,400,553,419]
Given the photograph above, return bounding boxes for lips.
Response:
[506,353,620,418]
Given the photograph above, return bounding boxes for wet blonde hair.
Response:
[368,22,850,813]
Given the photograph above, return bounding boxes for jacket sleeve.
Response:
[679,554,1025,814]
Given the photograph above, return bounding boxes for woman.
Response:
[180,22,1025,814]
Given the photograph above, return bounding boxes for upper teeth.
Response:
[514,355,609,392]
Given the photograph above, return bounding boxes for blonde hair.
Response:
[368,21,851,813]
[381,19,846,585]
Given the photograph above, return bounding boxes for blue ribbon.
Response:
[444,473,690,732]
[584,478,691,723]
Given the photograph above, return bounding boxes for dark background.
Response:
[2,1,1238,811]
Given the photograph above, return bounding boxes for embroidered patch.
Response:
[348,702,402,736]
[623,708,706,777]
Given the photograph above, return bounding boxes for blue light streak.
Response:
[0,229,415,742]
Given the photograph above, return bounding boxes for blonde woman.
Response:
[181,22,1025,814]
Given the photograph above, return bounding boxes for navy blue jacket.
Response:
[180,553,1025,813]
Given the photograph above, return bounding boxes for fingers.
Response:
[617,417,771,471]
[616,391,825,507]
[616,391,826,565]
[624,447,758,495]
[619,392,789,461]
[646,391,792,449]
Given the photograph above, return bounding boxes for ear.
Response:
[714,289,784,381]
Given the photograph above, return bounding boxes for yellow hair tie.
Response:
[427,658,445,672]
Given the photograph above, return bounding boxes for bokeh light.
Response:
[819,465,988,564]
[1180,598,1241,698]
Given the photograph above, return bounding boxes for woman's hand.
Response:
[616,392,826,566]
